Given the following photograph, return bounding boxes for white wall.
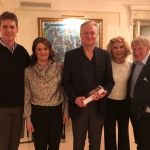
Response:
[0,0,150,54]
[15,9,120,54]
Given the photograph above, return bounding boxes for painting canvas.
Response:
[38,18,103,63]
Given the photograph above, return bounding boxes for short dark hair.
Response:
[0,11,18,26]
[31,37,55,66]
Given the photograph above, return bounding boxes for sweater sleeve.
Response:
[22,68,32,123]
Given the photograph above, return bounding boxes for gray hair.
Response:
[80,21,98,33]
[131,36,150,48]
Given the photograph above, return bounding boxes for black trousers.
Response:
[129,107,150,150]
[104,99,130,150]
[72,101,104,150]
[0,106,23,150]
[31,104,63,150]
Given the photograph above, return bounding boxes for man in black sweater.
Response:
[0,11,30,150]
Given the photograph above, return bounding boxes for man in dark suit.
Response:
[127,36,150,150]
[62,21,115,150]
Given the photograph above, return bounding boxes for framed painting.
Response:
[37,17,103,63]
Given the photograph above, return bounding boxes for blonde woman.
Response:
[104,36,132,150]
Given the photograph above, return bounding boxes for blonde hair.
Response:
[131,36,150,48]
[106,36,131,60]
[80,21,98,33]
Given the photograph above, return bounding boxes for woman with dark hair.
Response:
[23,37,69,150]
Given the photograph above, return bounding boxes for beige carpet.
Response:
[19,120,136,150]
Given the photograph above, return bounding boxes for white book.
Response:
[82,85,104,105]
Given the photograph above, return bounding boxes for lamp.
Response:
[62,15,84,18]
[0,0,3,6]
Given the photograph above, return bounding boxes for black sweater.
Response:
[0,43,30,107]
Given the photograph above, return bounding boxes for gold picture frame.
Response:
[37,17,103,63]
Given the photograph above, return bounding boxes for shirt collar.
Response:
[82,46,96,54]
[0,38,17,53]
[134,53,150,65]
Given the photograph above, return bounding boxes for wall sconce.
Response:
[0,0,3,6]
[61,15,84,18]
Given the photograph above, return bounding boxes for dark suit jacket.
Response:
[127,55,150,119]
[62,46,115,120]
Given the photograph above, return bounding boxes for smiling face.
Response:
[0,19,18,44]
[132,43,149,62]
[111,42,125,61]
[35,42,50,62]
[80,24,98,47]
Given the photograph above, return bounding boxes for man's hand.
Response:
[92,90,107,100]
[75,96,86,107]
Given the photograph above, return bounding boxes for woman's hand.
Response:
[57,62,63,69]
[26,122,34,132]
[63,115,70,124]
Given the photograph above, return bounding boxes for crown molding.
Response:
[129,5,150,25]
[129,4,150,11]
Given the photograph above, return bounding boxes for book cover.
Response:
[82,85,104,105]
